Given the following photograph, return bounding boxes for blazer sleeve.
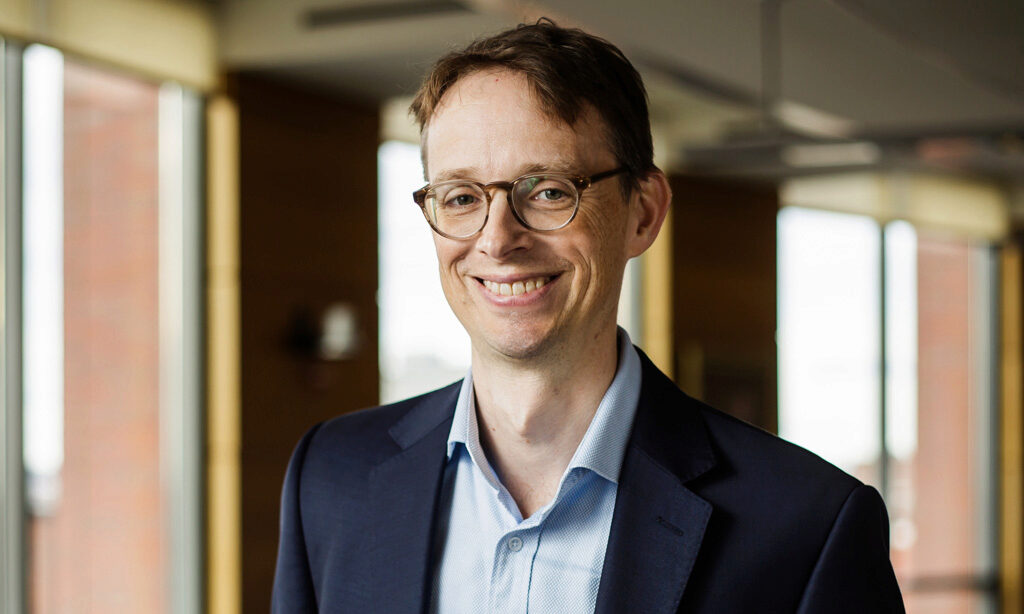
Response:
[272,423,323,614]
[795,484,906,613]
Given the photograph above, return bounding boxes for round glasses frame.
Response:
[412,166,627,240]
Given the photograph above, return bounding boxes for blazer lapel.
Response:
[368,385,458,614]
[595,352,718,614]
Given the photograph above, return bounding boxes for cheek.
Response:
[572,206,630,271]
[432,241,466,294]
[434,256,473,323]
[432,235,461,270]
[575,189,631,240]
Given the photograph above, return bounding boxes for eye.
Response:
[537,187,568,201]
[438,185,482,208]
[520,177,575,208]
[447,193,479,207]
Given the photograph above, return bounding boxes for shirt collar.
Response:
[446,327,642,486]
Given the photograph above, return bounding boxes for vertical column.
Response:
[206,92,242,614]
[1,37,27,614]
[1001,240,1023,614]
[158,83,204,614]
[642,207,673,377]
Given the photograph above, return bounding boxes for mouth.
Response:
[477,275,556,297]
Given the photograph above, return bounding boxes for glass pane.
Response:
[23,48,168,613]
[884,221,917,465]
[378,140,469,403]
[884,221,918,571]
[778,206,882,487]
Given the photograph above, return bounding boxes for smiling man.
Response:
[272,21,904,614]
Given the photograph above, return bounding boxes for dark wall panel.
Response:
[234,73,380,611]
[670,175,778,433]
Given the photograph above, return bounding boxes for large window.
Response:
[378,140,470,403]
[779,206,999,613]
[2,43,202,614]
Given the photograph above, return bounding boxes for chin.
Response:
[491,340,547,360]
[480,320,558,361]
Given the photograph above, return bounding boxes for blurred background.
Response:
[1,0,1022,612]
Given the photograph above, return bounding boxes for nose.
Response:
[475,188,530,260]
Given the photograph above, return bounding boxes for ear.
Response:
[625,170,671,258]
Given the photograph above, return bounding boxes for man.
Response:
[273,21,904,613]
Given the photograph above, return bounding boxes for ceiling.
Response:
[216,0,1024,179]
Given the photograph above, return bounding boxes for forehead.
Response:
[423,69,613,180]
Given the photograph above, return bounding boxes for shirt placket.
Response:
[488,527,539,614]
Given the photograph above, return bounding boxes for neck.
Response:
[470,326,620,518]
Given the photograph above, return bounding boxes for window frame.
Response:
[2,36,28,614]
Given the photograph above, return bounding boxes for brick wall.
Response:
[903,235,979,612]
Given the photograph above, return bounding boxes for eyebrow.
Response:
[432,167,482,183]
[431,161,579,183]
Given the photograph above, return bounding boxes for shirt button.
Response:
[507,536,523,552]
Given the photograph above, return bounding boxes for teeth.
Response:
[481,277,550,297]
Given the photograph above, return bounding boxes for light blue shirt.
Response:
[430,328,642,614]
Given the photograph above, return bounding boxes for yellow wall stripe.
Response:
[642,207,673,378]
[1002,244,1023,614]
[206,94,241,614]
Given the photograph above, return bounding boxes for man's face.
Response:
[423,69,636,362]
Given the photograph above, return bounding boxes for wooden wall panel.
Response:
[234,73,380,612]
[669,174,778,432]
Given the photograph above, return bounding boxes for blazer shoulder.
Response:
[300,380,462,472]
[690,401,864,530]
[634,349,860,502]
[698,400,860,491]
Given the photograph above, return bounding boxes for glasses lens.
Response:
[512,176,579,230]
[425,182,488,237]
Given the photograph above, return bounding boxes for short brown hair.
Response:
[410,19,654,193]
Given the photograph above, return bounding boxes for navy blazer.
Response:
[273,350,905,613]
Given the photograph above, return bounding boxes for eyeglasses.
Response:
[412,167,627,239]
